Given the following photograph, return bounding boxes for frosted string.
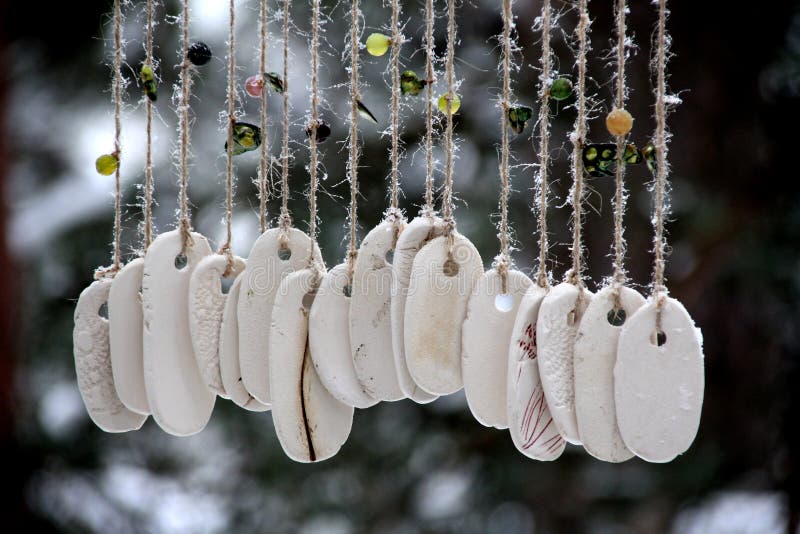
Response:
[347,0,361,277]
[535,0,552,289]
[279,0,292,232]
[143,0,155,250]
[653,0,670,311]
[307,0,321,268]
[423,0,436,215]
[220,0,236,270]
[258,0,269,234]
[611,0,628,291]
[178,0,194,253]
[497,0,513,288]
[442,0,456,238]
[388,0,402,228]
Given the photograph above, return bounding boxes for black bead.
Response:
[187,42,212,66]
[305,120,331,143]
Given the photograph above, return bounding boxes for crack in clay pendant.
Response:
[536,282,594,445]
[188,254,246,397]
[219,269,269,411]
[404,232,483,395]
[350,220,406,402]
[270,269,353,462]
[237,227,321,405]
[506,285,565,460]
[463,269,532,429]
[390,215,442,404]
[142,229,215,436]
[74,278,148,432]
[309,263,378,409]
[615,297,704,463]
[108,258,150,415]
[574,285,644,462]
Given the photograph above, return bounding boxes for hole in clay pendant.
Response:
[174,254,188,270]
[343,284,352,298]
[494,293,514,312]
[98,301,109,319]
[301,290,316,312]
[443,258,460,277]
[650,330,667,347]
[221,276,234,294]
[385,248,394,264]
[607,307,626,326]
[566,309,577,326]
[278,246,292,261]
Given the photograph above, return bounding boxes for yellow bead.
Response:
[606,108,634,136]
[365,33,391,57]
[437,93,461,114]
[95,153,118,176]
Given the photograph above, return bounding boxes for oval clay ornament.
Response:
[188,254,246,397]
[238,227,320,404]
[142,229,215,436]
[536,281,593,445]
[615,297,704,463]
[574,285,644,462]
[350,220,405,402]
[390,215,441,404]
[462,269,532,429]
[506,284,565,460]
[270,269,354,463]
[219,271,269,411]
[405,233,483,395]
[309,263,377,409]
[108,257,150,415]
[74,279,147,432]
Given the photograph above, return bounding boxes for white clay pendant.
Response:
[536,281,593,445]
[574,285,644,462]
[270,269,354,462]
[219,270,269,411]
[74,278,147,432]
[405,232,483,396]
[506,284,565,460]
[462,269,532,429]
[238,227,320,405]
[390,215,441,404]
[108,257,150,415]
[615,297,704,463]
[309,263,377,409]
[350,220,405,402]
[188,254,246,397]
[142,229,215,436]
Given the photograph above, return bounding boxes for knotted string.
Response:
[143,0,155,251]
[387,0,403,240]
[442,0,457,252]
[653,0,671,321]
[497,0,514,291]
[346,0,361,278]
[257,0,269,234]
[307,0,321,270]
[220,0,236,273]
[279,0,292,235]
[177,0,195,254]
[535,0,552,289]
[422,0,436,217]
[611,0,629,307]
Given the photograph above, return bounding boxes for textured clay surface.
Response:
[142,230,215,436]
[536,282,593,445]
[269,269,354,463]
[506,285,565,460]
[309,263,377,409]
[108,257,150,415]
[74,279,146,432]
[219,272,269,411]
[574,285,644,462]
[238,227,321,404]
[462,269,532,429]
[390,216,441,404]
[189,254,245,396]
[615,297,705,463]
[350,220,406,401]
[405,233,483,396]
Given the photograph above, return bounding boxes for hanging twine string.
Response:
[422,0,436,216]
[347,0,361,278]
[143,0,155,250]
[279,0,292,234]
[387,0,403,236]
[442,0,457,242]
[257,0,269,234]
[111,0,124,274]
[497,0,513,290]
[307,0,321,269]
[611,0,628,296]
[566,0,590,287]
[535,0,552,289]
[653,0,670,313]
[178,0,194,254]
[220,0,236,271]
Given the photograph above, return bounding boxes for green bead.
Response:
[366,33,391,57]
[437,93,461,114]
[549,77,573,101]
[400,70,426,96]
[265,72,285,94]
[225,122,262,156]
[507,106,533,134]
[95,153,119,176]
[643,143,657,175]
[140,64,157,102]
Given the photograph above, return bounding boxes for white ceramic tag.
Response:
[390,216,441,404]
[74,278,147,432]
[309,263,377,409]
[615,297,704,463]
[462,269,532,429]
[188,254,246,397]
[536,281,593,445]
[142,229,215,436]
[574,285,644,462]
[405,233,483,396]
[350,220,405,402]
[219,270,269,411]
[238,227,320,404]
[108,257,150,415]
[506,284,565,460]
[270,269,354,463]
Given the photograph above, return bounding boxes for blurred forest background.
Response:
[1,0,799,532]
